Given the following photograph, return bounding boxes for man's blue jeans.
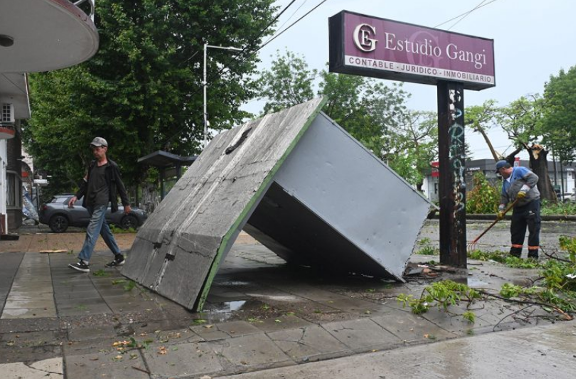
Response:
[78,204,121,262]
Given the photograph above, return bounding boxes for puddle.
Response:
[467,277,489,287]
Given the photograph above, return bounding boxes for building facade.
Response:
[0,0,99,235]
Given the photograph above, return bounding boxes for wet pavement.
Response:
[0,220,575,378]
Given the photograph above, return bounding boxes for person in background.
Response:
[68,137,131,272]
[495,160,541,259]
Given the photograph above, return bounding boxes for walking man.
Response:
[495,160,541,259]
[68,137,131,272]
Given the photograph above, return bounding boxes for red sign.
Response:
[329,11,495,90]
[431,161,440,177]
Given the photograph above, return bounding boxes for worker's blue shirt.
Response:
[501,166,530,196]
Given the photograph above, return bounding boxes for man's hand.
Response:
[124,205,132,214]
[497,204,506,220]
[68,196,77,208]
[517,184,530,199]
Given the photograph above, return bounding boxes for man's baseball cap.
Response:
[495,160,509,173]
[90,137,108,147]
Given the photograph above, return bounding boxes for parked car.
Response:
[39,194,148,233]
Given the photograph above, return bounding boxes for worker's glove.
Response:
[517,185,530,199]
[497,204,506,220]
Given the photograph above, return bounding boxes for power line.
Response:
[258,0,330,52]
[434,0,498,29]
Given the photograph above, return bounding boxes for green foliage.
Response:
[415,237,439,255]
[256,50,317,114]
[24,0,278,195]
[466,172,500,214]
[498,236,576,314]
[541,200,576,216]
[384,111,439,190]
[110,224,137,234]
[541,66,576,163]
[92,269,110,277]
[468,249,541,268]
[397,280,480,321]
[462,311,476,323]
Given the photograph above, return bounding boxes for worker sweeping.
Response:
[495,160,541,259]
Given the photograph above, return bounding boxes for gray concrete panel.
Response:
[268,113,432,280]
[122,99,327,310]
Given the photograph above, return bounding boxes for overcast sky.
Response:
[242,0,575,160]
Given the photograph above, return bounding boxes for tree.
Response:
[255,50,317,114]
[256,50,412,158]
[496,96,556,200]
[24,0,277,197]
[466,100,507,161]
[541,66,576,163]
[385,111,438,191]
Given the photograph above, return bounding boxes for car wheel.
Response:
[49,215,69,233]
[120,214,138,229]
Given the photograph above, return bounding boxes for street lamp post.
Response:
[203,43,243,147]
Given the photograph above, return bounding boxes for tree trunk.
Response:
[528,145,556,201]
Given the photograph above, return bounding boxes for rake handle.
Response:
[470,199,518,245]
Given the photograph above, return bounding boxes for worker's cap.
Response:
[495,160,510,173]
[90,137,108,147]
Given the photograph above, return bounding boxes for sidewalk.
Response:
[0,220,574,378]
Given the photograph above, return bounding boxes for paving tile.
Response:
[208,333,293,370]
[0,344,61,364]
[3,299,55,309]
[268,325,352,362]
[57,304,112,317]
[323,318,402,352]
[214,321,263,337]
[68,325,117,342]
[0,357,62,378]
[371,313,456,344]
[190,324,233,341]
[250,314,314,333]
[65,350,149,379]
[0,331,62,347]
[1,307,57,319]
[143,341,223,378]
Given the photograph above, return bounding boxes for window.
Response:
[6,172,20,208]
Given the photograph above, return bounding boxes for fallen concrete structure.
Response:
[122,98,433,311]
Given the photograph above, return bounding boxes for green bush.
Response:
[466,172,500,214]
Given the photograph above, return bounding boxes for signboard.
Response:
[329,11,495,90]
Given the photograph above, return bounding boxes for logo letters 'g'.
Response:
[353,23,377,52]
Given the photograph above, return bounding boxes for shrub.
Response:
[466,172,500,214]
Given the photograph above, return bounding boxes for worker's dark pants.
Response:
[510,200,541,258]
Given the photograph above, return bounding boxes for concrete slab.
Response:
[65,350,149,379]
[213,321,263,338]
[268,325,352,363]
[123,99,328,312]
[249,314,313,333]
[212,321,576,379]
[67,326,117,342]
[322,318,402,352]
[143,341,223,378]
[0,357,62,379]
[371,313,456,344]
[208,333,294,371]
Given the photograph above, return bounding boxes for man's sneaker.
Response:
[69,260,90,273]
[105,255,125,268]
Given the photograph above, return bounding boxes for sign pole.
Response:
[437,81,467,268]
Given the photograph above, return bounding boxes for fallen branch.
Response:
[132,366,150,374]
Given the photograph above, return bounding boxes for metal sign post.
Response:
[437,81,467,268]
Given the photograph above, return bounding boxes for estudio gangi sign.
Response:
[329,11,495,90]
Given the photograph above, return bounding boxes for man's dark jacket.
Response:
[75,159,130,213]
